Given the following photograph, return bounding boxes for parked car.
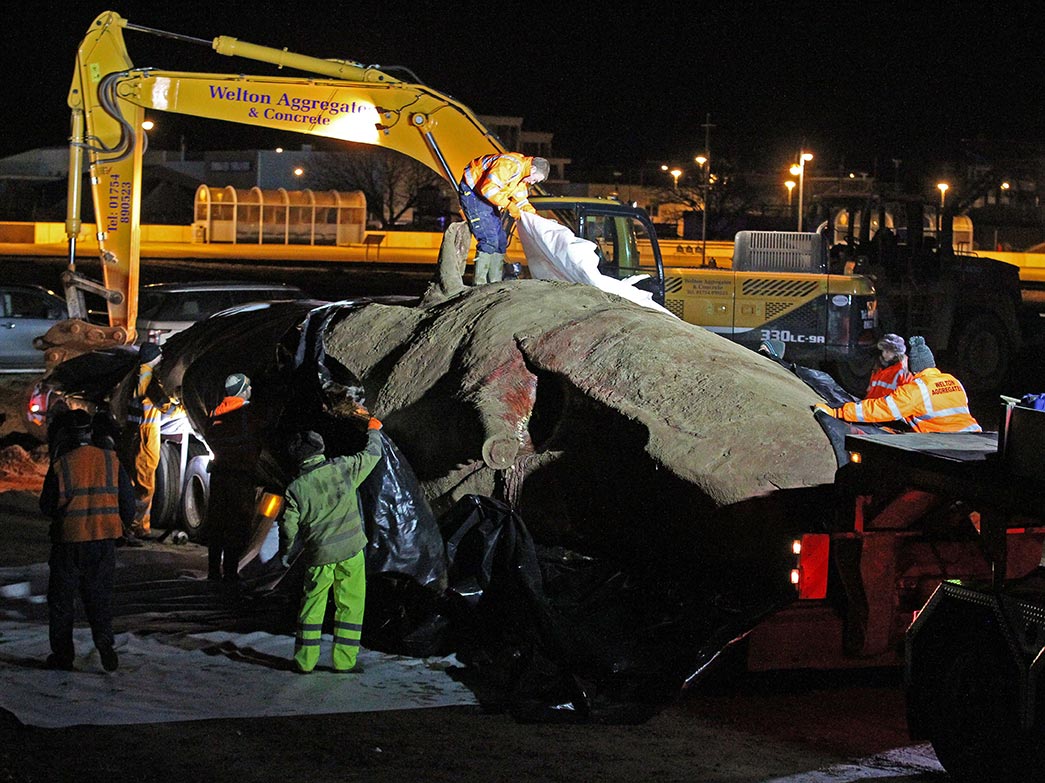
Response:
[0,284,68,372]
[136,281,312,344]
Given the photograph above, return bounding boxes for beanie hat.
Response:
[54,408,92,444]
[907,336,935,374]
[225,373,250,397]
[139,342,162,363]
[876,333,906,358]
[288,430,325,464]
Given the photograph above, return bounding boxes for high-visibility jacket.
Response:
[462,153,538,218]
[206,395,259,475]
[41,445,130,542]
[836,368,981,433]
[279,429,383,567]
[126,363,168,428]
[865,360,914,399]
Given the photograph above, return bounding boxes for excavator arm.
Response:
[44,10,510,364]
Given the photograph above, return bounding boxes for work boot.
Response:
[98,645,119,673]
[45,654,75,671]
[473,252,505,285]
[486,253,506,283]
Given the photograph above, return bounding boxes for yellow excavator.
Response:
[41,11,877,383]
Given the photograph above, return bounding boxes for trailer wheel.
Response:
[150,442,182,531]
[950,314,1012,396]
[180,455,212,542]
[927,642,1025,782]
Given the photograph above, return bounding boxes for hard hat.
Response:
[876,333,906,357]
[138,342,162,363]
[907,336,936,374]
[288,430,325,464]
[224,373,250,397]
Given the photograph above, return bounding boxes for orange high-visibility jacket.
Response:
[838,368,981,433]
[865,360,914,399]
[462,153,538,217]
[52,445,126,542]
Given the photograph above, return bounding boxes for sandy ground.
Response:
[0,373,946,783]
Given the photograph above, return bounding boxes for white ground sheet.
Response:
[0,561,476,728]
[765,744,944,781]
[516,211,676,316]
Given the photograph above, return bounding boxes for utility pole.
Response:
[700,113,714,264]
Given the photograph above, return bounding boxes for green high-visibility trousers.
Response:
[294,550,366,673]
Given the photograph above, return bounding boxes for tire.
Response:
[180,454,212,542]
[150,441,182,531]
[926,642,1026,782]
[949,314,1012,397]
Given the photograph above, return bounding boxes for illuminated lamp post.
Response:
[936,182,949,231]
[660,164,682,189]
[789,152,813,231]
[785,180,796,205]
[695,154,709,262]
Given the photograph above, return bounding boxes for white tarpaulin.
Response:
[516,211,676,317]
[0,558,476,728]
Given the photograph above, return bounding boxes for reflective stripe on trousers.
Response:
[294,550,366,672]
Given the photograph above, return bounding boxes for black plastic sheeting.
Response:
[359,437,447,591]
[45,345,140,402]
[423,495,793,723]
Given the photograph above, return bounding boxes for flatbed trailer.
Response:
[843,412,1045,782]
[745,426,1045,672]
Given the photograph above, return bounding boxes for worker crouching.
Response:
[816,336,981,433]
[458,152,549,284]
[277,418,384,674]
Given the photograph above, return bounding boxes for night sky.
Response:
[6,2,1043,181]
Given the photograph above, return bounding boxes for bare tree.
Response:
[306,145,446,229]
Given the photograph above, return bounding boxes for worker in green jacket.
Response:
[278,418,384,674]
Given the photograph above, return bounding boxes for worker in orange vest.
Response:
[40,409,135,671]
[865,333,914,399]
[816,336,981,433]
[458,153,549,284]
[205,372,259,584]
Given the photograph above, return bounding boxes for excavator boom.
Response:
[47,10,508,363]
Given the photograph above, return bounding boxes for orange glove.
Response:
[368,417,383,430]
[812,402,836,417]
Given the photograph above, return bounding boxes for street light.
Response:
[661,164,682,189]
[695,155,709,262]
[695,113,714,263]
[937,182,949,231]
[789,151,813,231]
[784,180,796,206]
